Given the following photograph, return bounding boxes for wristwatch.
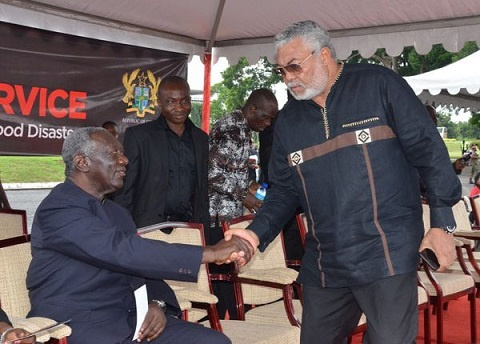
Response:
[151,299,167,313]
[440,225,456,234]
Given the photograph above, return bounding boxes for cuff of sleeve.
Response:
[247,224,270,252]
[430,206,456,229]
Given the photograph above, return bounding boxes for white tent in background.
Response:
[404,51,480,111]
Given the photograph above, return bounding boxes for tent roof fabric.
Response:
[1,0,480,63]
[405,50,480,96]
[404,51,480,110]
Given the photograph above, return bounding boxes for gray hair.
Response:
[274,20,336,59]
[62,127,107,176]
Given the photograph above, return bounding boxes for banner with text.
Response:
[0,22,188,155]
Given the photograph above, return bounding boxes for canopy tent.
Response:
[2,0,480,61]
[2,0,480,129]
[404,50,480,111]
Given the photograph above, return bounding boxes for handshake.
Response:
[201,229,261,267]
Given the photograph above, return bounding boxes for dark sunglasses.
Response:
[273,50,316,77]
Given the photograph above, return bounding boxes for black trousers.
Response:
[301,272,418,344]
[206,220,238,320]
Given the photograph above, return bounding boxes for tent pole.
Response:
[201,52,212,134]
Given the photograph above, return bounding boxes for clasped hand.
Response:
[203,235,255,266]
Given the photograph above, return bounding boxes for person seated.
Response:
[0,308,35,343]
[27,127,253,344]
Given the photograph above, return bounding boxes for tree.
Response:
[345,42,478,76]
[468,111,480,138]
[189,101,202,128]
[210,57,281,123]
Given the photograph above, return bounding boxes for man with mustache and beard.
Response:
[225,20,461,344]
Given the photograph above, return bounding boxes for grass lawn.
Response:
[443,139,465,159]
[0,156,65,183]
[0,139,469,183]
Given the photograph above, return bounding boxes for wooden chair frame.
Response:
[420,200,477,343]
[222,214,301,327]
[454,230,480,297]
[420,257,476,344]
[0,208,28,240]
[469,194,480,228]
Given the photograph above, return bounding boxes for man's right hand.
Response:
[202,235,254,266]
[224,228,260,267]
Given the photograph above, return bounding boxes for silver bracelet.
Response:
[151,299,167,313]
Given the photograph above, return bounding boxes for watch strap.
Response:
[151,299,167,313]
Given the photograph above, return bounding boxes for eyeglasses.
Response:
[273,51,316,77]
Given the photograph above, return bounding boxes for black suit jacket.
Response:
[27,180,203,343]
[0,308,11,326]
[115,116,210,230]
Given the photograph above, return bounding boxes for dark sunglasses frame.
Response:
[273,50,316,77]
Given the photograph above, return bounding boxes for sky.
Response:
[187,55,289,107]
[187,55,228,92]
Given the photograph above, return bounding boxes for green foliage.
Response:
[345,42,478,76]
[399,42,479,76]
[189,101,202,127]
[210,57,281,123]
[469,111,480,135]
[0,156,65,183]
[437,109,480,140]
[443,139,463,159]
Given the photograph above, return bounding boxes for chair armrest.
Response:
[455,238,480,275]
[238,267,298,285]
[174,287,218,304]
[11,317,71,342]
[454,231,480,240]
[175,295,192,311]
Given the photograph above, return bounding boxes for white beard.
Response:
[287,65,329,101]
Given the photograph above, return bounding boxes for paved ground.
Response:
[458,165,474,196]
[4,182,60,232]
[3,166,476,233]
